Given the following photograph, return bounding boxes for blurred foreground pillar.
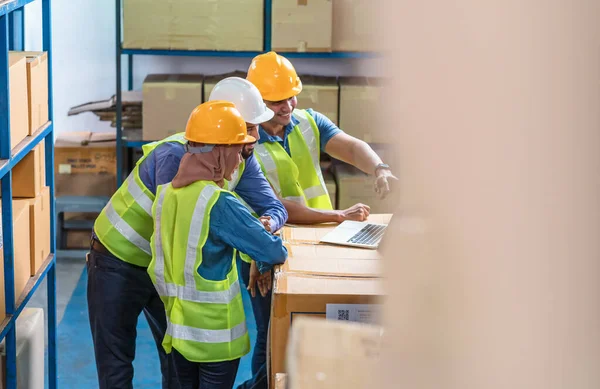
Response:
[372,1,600,388]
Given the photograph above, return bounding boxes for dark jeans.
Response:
[86,247,177,389]
[171,348,241,389]
[236,259,272,389]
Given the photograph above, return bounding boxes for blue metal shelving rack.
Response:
[115,0,378,185]
[0,1,57,388]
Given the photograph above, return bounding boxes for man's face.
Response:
[264,96,297,127]
[241,123,260,159]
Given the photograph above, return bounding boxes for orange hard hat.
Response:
[184,101,256,145]
[246,51,303,102]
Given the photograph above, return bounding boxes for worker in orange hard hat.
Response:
[147,100,288,388]
[238,51,398,389]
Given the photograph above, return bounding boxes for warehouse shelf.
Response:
[0,0,57,388]
[115,0,379,184]
[0,254,55,340]
[0,0,36,17]
[0,121,52,179]
[121,48,378,59]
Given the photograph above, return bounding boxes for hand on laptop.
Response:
[337,203,371,222]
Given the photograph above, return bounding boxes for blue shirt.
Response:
[199,192,288,279]
[138,141,288,233]
[257,109,342,155]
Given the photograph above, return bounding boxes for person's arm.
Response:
[138,142,186,195]
[233,154,288,232]
[308,110,398,199]
[212,193,288,273]
[282,198,370,224]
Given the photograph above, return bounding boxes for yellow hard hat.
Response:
[246,51,303,102]
[184,101,256,145]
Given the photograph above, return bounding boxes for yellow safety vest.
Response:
[254,109,333,210]
[148,180,250,362]
[93,133,247,267]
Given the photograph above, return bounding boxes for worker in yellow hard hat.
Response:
[246,51,398,226]
[237,51,398,389]
[147,100,288,388]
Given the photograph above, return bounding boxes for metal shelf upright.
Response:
[0,1,57,388]
[115,0,379,185]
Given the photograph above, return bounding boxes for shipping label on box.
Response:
[270,272,384,385]
[142,74,204,141]
[272,0,333,52]
[55,132,116,175]
[325,303,382,324]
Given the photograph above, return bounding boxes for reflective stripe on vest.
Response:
[150,182,250,360]
[255,109,333,210]
[94,134,247,268]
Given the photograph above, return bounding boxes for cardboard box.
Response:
[0,201,32,322]
[26,187,50,276]
[202,71,248,102]
[270,273,383,386]
[271,0,333,52]
[295,75,339,125]
[8,54,29,151]
[332,0,376,52]
[286,317,383,389]
[10,52,49,135]
[274,373,287,389]
[142,74,204,141]
[10,142,45,198]
[54,131,116,175]
[123,0,264,51]
[339,77,387,143]
[333,164,398,213]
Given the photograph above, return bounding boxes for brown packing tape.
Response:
[298,0,308,5]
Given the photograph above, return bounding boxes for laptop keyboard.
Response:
[348,224,387,246]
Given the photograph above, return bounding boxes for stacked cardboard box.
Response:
[271,0,333,52]
[54,131,117,249]
[285,317,384,389]
[295,75,339,125]
[123,0,264,51]
[269,214,391,387]
[338,77,387,144]
[142,74,204,141]
[332,0,378,52]
[7,55,29,151]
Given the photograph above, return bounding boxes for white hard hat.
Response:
[208,77,275,125]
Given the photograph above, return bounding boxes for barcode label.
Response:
[326,304,381,324]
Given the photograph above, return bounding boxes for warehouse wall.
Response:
[22,1,383,137]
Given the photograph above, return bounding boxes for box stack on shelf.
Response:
[0,1,57,388]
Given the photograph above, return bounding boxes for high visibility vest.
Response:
[148,180,250,362]
[93,133,246,267]
[254,109,333,210]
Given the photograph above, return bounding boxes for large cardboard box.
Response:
[54,131,116,176]
[295,75,339,125]
[332,0,376,52]
[142,74,203,141]
[270,273,383,386]
[8,54,29,151]
[0,201,32,322]
[286,317,383,389]
[339,77,386,143]
[10,52,48,135]
[123,0,264,51]
[10,142,45,198]
[333,164,398,214]
[25,187,50,276]
[202,71,248,102]
[271,0,333,52]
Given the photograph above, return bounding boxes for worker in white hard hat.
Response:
[87,77,287,389]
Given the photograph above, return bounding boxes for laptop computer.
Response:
[319,220,388,249]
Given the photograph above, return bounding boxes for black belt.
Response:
[90,236,112,256]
